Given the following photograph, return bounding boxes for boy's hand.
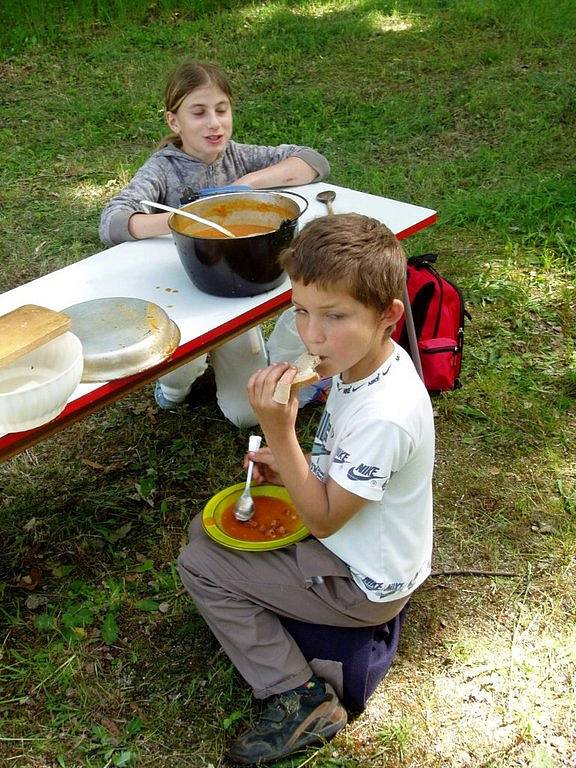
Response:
[244,446,283,485]
[247,363,299,436]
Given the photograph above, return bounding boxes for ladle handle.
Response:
[140,200,234,238]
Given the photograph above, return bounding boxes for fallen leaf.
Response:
[81,458,106,470]
[16,567,42,590]
[101,614,118,645]
[107,522,132,543]
[51,563,75,578]
[135,598,161,612]
[128,403,150,416]
[25,594,49,610]
[101,717,121,738]
[531,521,554,534]
[81,459,126,473]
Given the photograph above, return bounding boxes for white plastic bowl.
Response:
[0,332,83,433]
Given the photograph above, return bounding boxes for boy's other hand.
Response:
[244,446,283,485]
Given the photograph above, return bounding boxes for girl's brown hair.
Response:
[160,60,233,149]
[280,213,406,313]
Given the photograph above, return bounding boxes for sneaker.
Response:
[227,680,347,765]
[153,381,186,412]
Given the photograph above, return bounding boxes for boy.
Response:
[177,213,435,765]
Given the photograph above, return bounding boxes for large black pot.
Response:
[169,191,308,298]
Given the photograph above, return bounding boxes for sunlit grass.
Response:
[66,181,116,205]
[428,616,575,765]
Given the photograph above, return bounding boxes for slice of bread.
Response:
[272,352,321,405]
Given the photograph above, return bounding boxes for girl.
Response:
[99,60,330,426]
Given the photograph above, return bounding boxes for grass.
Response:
[1,0,575,766]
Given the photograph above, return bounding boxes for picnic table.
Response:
[0,183,436,461]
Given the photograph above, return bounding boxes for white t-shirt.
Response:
[310,342,435,602]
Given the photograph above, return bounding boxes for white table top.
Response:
[0,183,436,447]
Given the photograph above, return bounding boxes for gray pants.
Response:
[177,516,408,700]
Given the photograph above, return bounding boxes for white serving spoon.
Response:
[140,200,235,238]
[234,434,262,521]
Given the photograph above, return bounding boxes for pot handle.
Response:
[198,185,252,197]
[180,185,252,204]
[276,190,309,219]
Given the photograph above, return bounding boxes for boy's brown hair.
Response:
[280,213,406,313]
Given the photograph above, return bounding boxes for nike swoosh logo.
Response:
[347,468,385,481]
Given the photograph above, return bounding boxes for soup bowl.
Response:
[169,191,308,298]
[202,482,309,551]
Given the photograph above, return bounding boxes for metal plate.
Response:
[62,297,180,382]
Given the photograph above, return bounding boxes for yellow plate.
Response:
[202,483,309,551]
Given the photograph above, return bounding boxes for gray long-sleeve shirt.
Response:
[99,141,330,246]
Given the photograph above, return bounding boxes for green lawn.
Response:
[1,1,575,766]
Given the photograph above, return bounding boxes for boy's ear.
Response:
[380,298,404,328]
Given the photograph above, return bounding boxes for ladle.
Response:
[316,189,336,215]
[140,200,235,238]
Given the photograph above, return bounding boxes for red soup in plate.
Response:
[221,496,302,542]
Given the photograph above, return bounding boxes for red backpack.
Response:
[392,254,470,392]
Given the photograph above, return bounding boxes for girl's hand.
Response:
[244,446,283,485]
[247,363,299,437]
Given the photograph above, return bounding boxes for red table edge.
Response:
[0,213,436,461]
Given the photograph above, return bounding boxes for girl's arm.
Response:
[248,364,364,538]
[236,156,319,189]
[228,143,330,189]
[99,157,170,246]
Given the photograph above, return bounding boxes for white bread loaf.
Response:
[272,352,321,405]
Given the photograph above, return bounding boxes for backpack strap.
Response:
[402,280,424,381]
[408,253,438,267]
